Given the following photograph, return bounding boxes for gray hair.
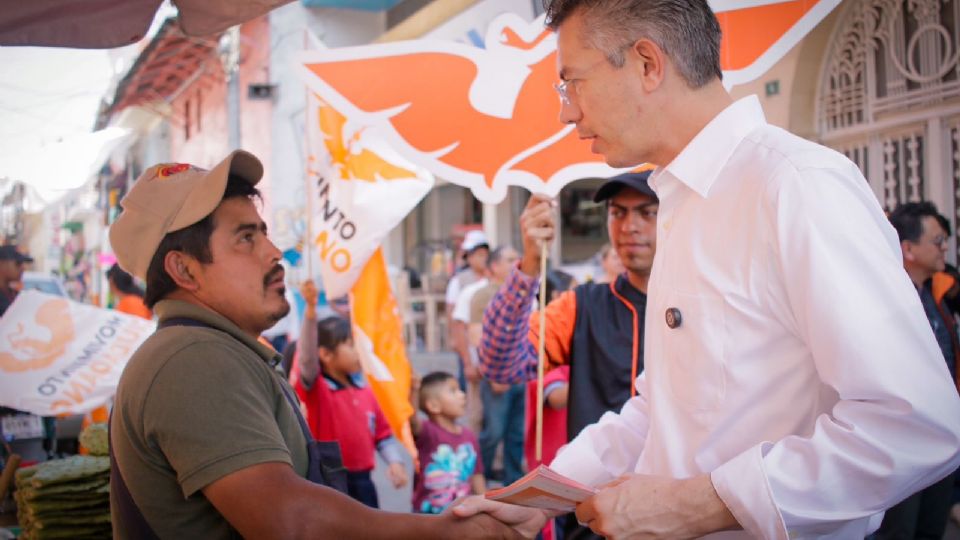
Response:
[544,0,723,88]
[488,245,518,267]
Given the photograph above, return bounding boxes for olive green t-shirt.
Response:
[110,300,308,539]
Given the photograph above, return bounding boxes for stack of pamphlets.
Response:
[485,465,596,512]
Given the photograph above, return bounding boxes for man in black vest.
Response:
[478,170,657,540]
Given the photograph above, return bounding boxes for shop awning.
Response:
[107,18,218,115]
[0,128,133,212]
[300,0,403,10]
[0,0,293,49]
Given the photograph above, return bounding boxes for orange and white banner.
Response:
[303,88,429,450]
[304,92,433,299]
[298,1,840,204]
[351,249,416,455]
[714,0,842,88]
[0,291,155,416]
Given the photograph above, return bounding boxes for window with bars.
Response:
[820,0,960,135]
[881,132,925,210]
[819,0,960,245]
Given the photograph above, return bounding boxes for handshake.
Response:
[442,465,593,538]
[444,496,555,539]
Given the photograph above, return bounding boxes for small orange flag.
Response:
[350,248,417,459]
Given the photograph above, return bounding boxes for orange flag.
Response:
[350,248,416,458]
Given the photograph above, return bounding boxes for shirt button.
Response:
[665,307,682,329]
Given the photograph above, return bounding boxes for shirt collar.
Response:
[654,95,766,199]
[154,299,282,368]
[324,371,367,390]
[614,273,647,304]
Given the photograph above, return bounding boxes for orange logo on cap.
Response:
[0,299,75,373]
[152,163,191,181]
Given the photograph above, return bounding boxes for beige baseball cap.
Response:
[109,150,263,280]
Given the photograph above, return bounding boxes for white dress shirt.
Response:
[550,95,960,539]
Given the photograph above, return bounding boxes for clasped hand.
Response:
[450,495,552,538]
[575,473,736,540]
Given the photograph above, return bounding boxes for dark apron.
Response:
[110,317,348,537]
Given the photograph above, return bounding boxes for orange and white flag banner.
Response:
[0,291,155,416]
[351,248,417,456]
[304,90,433,299]
[713,0,842,88]
[298,1,840,204]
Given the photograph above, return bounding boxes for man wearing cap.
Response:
[447,230,491,314]
[0,244,45,460]
[478,170,656,539]
[108,150,543,539]
[446,230,490,393]
[0,245,33,317]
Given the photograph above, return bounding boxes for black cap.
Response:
[0,245,33,263]
[593,170,658,203]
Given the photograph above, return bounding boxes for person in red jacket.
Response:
[291,280,409,508]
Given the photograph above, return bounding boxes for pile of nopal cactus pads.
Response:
[14,423,111,539]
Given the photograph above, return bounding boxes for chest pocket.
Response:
[661,291,727,411]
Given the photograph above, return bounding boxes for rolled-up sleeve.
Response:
[713,162,960,538]
[550,374,651,486]
[479,268,540,383]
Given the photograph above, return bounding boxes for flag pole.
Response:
[536,240,547,463]
[305,158,314,279]
[304,29,313,281]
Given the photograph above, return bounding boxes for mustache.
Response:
[264,265,285,287]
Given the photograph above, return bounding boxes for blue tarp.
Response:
[300,0,403,10]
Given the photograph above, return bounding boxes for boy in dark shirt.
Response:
[411,372,484,513]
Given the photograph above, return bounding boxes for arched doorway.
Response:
[817,0,960,257]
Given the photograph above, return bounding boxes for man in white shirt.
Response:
[445,230,491,313]
[512,1,960,538]
[446,230,490,390]
[452,275,489,433]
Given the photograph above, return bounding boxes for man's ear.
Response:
[902,240,916,262]
[632,38,666,92]
[317,346,333,364]
[163,251,201,291]
[423,395,440,415]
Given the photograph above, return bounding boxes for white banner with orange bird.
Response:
[0,291,155,417]
[300,91,433,457]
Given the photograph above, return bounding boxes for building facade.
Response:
[17,0,960,310]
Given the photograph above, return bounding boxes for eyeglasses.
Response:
[553,80,575,105]
[554,48,633,105]
[932,236,948,248]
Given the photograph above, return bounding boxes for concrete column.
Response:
[482,202,498,246]
[926,117,947,205]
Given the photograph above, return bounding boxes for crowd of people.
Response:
[3,0,959,538]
